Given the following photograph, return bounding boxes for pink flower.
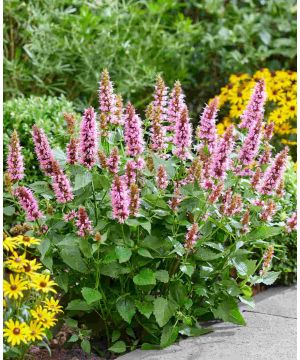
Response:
[66,138,78,165]
[14,186,43,221]
[51,160,74,203]
[79,107,98,169]
[135,157,145,170]
[124,103,144,157]
[260,200,276,222]
[125,160,137,186]
[149,76,168,151]
[111,175,130,223]
[239,117,262,165]
[185,223,199,249]
[286,212,297,233]
[32,125,54,175]
[263,122,274,141]
[210,125,234,179]
[196,97,218,153]
[173,105,192,160]
[98,69,117,124]
[107,147,120,174]
[239,79,266,129]
[7,130,24,181]
[156,165,168,190]
[75,207,93,237]
[129,183,140,216]
[258,145,272,165]
[167,81,185,134]
[258,147,288,195]
[63,210,77,222]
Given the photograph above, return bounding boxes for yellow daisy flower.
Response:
[31,306,57,329]
[22,258,43,277]
[27,320,46,342]
[229,104,244,118]
[267,88,285,103]
[3,237,18,253]
[5,251,28,272]
[3,274,28,300]
[275,122,293,136]
[281,101,297,119]
[43,297,63,314]
[16,235,41,247]
[268,109,288,125]
[3,319,30,346]
[31,274,57,294]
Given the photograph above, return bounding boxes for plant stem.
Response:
[91,179,98,226]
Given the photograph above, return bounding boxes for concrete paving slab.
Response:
[119,286,297,360]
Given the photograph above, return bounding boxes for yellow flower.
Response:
[229,104,244,118]
[5,251,28,272]
[31,274,57,294]
[31,306,57,329]
[27,320,46,342]
[3,319,29,346]
[267,88,284,103]
[22,258,43,277]
[3,237,18,253]
[275,122,293,136]
[3,274,28,300]
[281,101,297,119]
[281,139,297,146]
[268,108,288,125]
[43,297,63,314]
[16,235,40,247]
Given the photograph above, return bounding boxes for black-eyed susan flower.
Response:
[3,319,29,346]
[31,274,57,294]
[22,258,43,277]
[31,306,57,329]
[3,236,18,253]
[16,235,40,247]
[5,251,28,272]
[43,297,63,314]
[27,320,46,342]
[3,274,28,300]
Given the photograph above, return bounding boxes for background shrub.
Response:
[4,0,296,114]
[4,95,75,182]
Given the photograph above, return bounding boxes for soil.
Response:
[27,346,104,360]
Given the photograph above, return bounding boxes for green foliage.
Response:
[3,95,75,182]
[4,0,296,114]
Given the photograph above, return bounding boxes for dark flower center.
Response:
[13,328,20,335]
[10,285,17,291]
[40,281,47,288]
[23,236,30,242]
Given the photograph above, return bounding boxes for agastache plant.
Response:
[6,74,296,353]
[7,130,24,182]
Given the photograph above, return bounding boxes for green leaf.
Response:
[56,273,69,293]
[239,296,255,309]
[138,248,153,258]
[115,246,132,263]
[61,247,88,273]
[74,171,92,191]
[141,343,160,350]
[79,238,93,258]
[153,297,177,327]
[213,298,246,325]
[180,264,194,277]
[81,287,102,304]
[116,297,136,324]
[232,259,256,277]
[195,247,223,261]
[65,318,78,328]
[155,270,169,283]
[99,262,130,278]
[66,299,93,311]
[38,239,51,259]
[68,334,79,342]
[29,181,54,198]
[135,300,153,319]
[246,226,281,241]
[81,339,91,354]
[133,268,156,286]
[3,206,15,216]
[108,340,126,353]
[126,218,151,234]
[111,330,121,343]
[160,324,179,348]
[179,326,213,337]
[257,271,280,285]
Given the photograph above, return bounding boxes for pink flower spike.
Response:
[107,147,120,174]
[286,212,297,233]
[79,107,98,169]
[66,138,78,165]
[239,117,262,165]
[167,81,185,134]
[51,160,74,203]
[111,175,130,223]
[173,105,192,160]
[98,69,117,124]
[32,125,54,176]
[14,186,43,221]
[7,130,24,181]
[185,223,199,250]
[258,147,289,195]
[264,122,274,141]
[239,79,266,129]
[76,207,93,237]
[63,210,77,222]
[124,103,144,157]
[156,165,169,190]
[196,97,218,153]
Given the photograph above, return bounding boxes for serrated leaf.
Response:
[239,296,255,309]
[232,258,256,277]
[180,264,194,277]
[61,247,88,273]
[246,226,281,241]
[81,339,91,354]
[155,270,169,283]
[115,246,132,263]
[179,326,213,337]
[109,340,126,353]
[153,297,177,327]
[138,248,153,258]
[160,324,179,348]
[133,268,156,286]
[3,206,15,216]
[81,287,102,304]
[195,247,223,261]
[74,171,92,191]
[111,330,121,343]
[213,298,246,325]
[116,297,136,324]
[257,271,280,285]
[66,299,93,311]
[38,238,51,259]
[135,300,153,319]
[68,334,79,342]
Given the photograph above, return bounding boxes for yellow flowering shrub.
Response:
[215,69,297,159]
[3,233,63,359]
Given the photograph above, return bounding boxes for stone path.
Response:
[119,286,296,360]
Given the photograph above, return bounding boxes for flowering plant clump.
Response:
[214,69,297,159]
[3,233,62,359]
[4,70,296,355]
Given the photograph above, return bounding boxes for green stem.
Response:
[91,180,98,226]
